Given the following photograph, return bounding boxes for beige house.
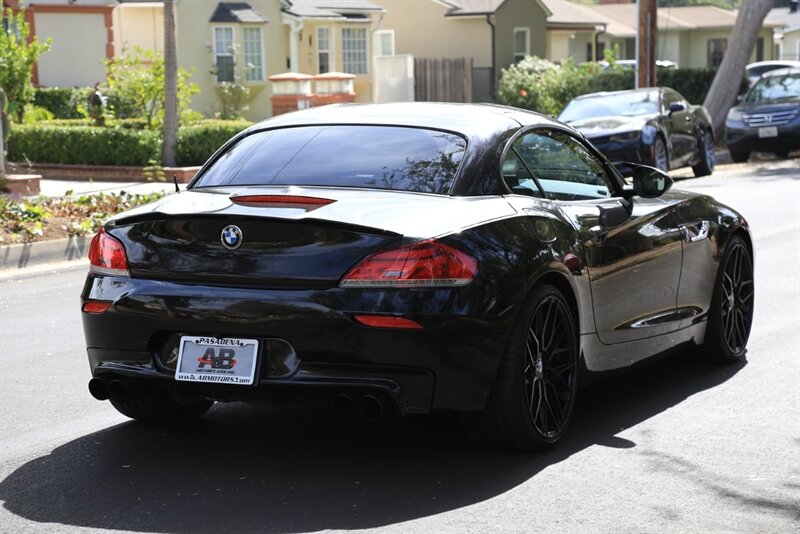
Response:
[281,1,386,104]
[4,0,115,87]
[767,2,800,61]
[372,0,551,85]
[543,1,781,69]
[114,0,164,56]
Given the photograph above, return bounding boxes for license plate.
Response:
[758,126,778,138]
[175,336,259,385]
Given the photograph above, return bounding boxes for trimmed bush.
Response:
[176,120,252,166]
[32,87,81,118]
[8,125,160,166]
[499,58,751,115]
[32,86,139,120]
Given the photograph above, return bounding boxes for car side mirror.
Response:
[627,164,673,198]
[668,102,686,114]
[736,94,745,103]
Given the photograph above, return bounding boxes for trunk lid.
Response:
[107,186,517,288]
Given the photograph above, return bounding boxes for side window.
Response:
[502,130,614,200]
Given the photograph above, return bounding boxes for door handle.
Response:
[679,221,710,242]
[588,226,608,246]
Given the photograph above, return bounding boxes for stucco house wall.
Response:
[176,0,285,121]
[495,0,548,70]
[113,3,164,55]
[372,0,492,67]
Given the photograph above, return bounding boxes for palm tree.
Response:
[703,0,773,135]
[162,0,178,167]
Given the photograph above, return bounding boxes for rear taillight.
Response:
[341,240,478,288]
[88,228,130,277]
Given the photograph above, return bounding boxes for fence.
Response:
[373,54,415,103]
[414,58,474,103]
[471,67,494,103]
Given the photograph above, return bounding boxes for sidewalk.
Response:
[39,178,179,198]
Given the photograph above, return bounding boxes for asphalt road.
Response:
[1,157,798,533]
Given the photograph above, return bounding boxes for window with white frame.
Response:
[513,27,530,63]
[214,26,235,83]
[243,27,264,82]
[374,29,395,57]
[317,27,331,74]
[342,27,368,75]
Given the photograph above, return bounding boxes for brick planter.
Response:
[7,163,201,184]
[2,174,42,195]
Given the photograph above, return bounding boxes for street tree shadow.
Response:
[0,350,754,533]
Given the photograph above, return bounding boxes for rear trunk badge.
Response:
[221,225,243,250]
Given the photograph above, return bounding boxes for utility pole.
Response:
[637,0,657,88]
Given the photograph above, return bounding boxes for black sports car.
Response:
[82,103,753,451]
[559,88,715,177]
[726,67,800,163]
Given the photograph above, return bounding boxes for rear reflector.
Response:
[88,228,130,277]
[82,301,111,314]
[341,239,478,288]
[353,315,423,329]
[230,195,335,210]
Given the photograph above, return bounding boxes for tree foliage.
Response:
[104,47,198,129]
[0,8,51,122]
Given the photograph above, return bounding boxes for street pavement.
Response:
[0,157,798,533]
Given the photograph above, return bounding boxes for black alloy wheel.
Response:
[463,284,578,451]
[653,137,669,172]
[523,293,578,440]
[692,130,715,177]
[704,236,754,361]
[729,146,750,163]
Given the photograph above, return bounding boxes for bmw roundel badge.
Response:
[221,225,243,250]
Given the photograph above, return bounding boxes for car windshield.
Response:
[559,91,660,122]
[193,125,467,195]
[746,72,800,102]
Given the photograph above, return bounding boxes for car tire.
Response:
[692,130,715,177]
[462,283,579,451]
[110,386,214,422]
[702,235,754,362]
[653,136,669,172]
[729,147,750,163]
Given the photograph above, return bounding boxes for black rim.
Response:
[705,132,715,172]
[654,139,668,171]
[721,243,754,353]
[523,296,577,440]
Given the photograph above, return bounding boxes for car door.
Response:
[503,128,684,345]
[662,89,696,167]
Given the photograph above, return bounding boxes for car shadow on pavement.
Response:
[0,350,746,533]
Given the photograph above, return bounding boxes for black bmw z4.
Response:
[82,103,754,451]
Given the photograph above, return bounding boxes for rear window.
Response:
[193,125,467,195]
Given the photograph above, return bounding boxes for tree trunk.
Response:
[162,0,178,167]
[703,0,773,136]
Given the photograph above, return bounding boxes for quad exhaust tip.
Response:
[88,378,109,401]
[333,393,386,421]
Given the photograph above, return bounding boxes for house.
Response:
[3,0,115,87]
[125,0,384,120]
[544,0,610,63]
[767,0,800,61]
[542,1,781,69]
[371,0,551,89]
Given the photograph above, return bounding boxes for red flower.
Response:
[519,89,528,97]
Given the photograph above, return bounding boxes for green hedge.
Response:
[585,69,749,104]
[32,87,139,119]
[498,57,750,116]
[7,120,253,167]
[8,125,161,166]
[176,120,252,167]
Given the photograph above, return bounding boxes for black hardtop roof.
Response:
[572,87,663,101]
[249,102,566,139]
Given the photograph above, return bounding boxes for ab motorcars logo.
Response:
[196,347,238,370]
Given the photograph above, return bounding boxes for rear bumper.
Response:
[81,274,518,414]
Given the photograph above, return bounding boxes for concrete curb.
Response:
[0,236,88,271]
